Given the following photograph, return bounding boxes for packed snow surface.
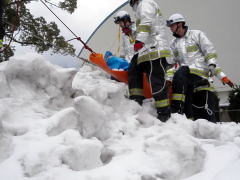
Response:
[0,55,240,180]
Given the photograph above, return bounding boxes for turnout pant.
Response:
[192,90,219,123]
[171,66,203,116]
[128,54,170,119]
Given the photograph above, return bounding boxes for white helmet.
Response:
[114,11,131,24]
[166,13,185,27]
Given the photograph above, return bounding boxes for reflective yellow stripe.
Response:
[205,53,217,62]
[160,50,171,57]
[166,69,175,77]
[186,45,198,53]
[116,26,121,56]
[129,88,144,96]
[138,54,149,64]
[149,51,159,60]
[190,68,208,78]
[172,93,185,102]
[157,9,162,16]
[215,67,222,75]
[129,35,135,44]
[137,25,151,33]
[136,19,140,27]
[155,99,170,108]
[138,50,171,64]
[194,87,215,92]
[0,39,3,48]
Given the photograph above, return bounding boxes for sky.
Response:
[0,54,240,180]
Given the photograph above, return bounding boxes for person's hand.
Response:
[122,27,131,36]
[222,77,234,88]
[134,41,144,52]
[208,64,216,77]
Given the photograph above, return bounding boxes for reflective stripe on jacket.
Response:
[166,67,176,81]
[165,66,227,93]
[133,0,173,64]
[170,29,217,78]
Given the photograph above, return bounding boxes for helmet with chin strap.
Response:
[166,13,185,27]
[114,11,131,24]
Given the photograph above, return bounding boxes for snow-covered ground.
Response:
[0,55,240,180]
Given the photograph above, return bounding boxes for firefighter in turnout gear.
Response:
[113,10,136,62]
[166,13,222,117]
[166,64,234,122]
[129,0,174,122]
[190,67,234,122]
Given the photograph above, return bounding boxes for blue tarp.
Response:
[104,51,129,70]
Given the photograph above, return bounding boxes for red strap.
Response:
[76,37,95,54]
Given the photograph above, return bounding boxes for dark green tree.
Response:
[0,0,77,62]
[228,85,240,123]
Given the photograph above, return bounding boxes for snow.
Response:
[0,55,240,180]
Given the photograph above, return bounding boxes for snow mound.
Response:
[0,55,240,180]
[74,96,111,140]
[4,56,77,106]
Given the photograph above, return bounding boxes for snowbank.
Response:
[0,55,240,180]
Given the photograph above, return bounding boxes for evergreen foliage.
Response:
[0,0,77,62]
[228,85,240,123]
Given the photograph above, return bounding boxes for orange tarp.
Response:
[89,53,152,98]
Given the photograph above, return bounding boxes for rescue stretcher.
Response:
[89,53,152,98]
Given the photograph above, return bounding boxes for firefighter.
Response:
[190,67,234,122]
[166,13,234,121]
[128,0,174,122]
[166,65,234,122]
[113,10,135,62]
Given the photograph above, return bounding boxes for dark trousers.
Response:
[128,54,170,116]
[171,66,203,115]
[191,90,219,123]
